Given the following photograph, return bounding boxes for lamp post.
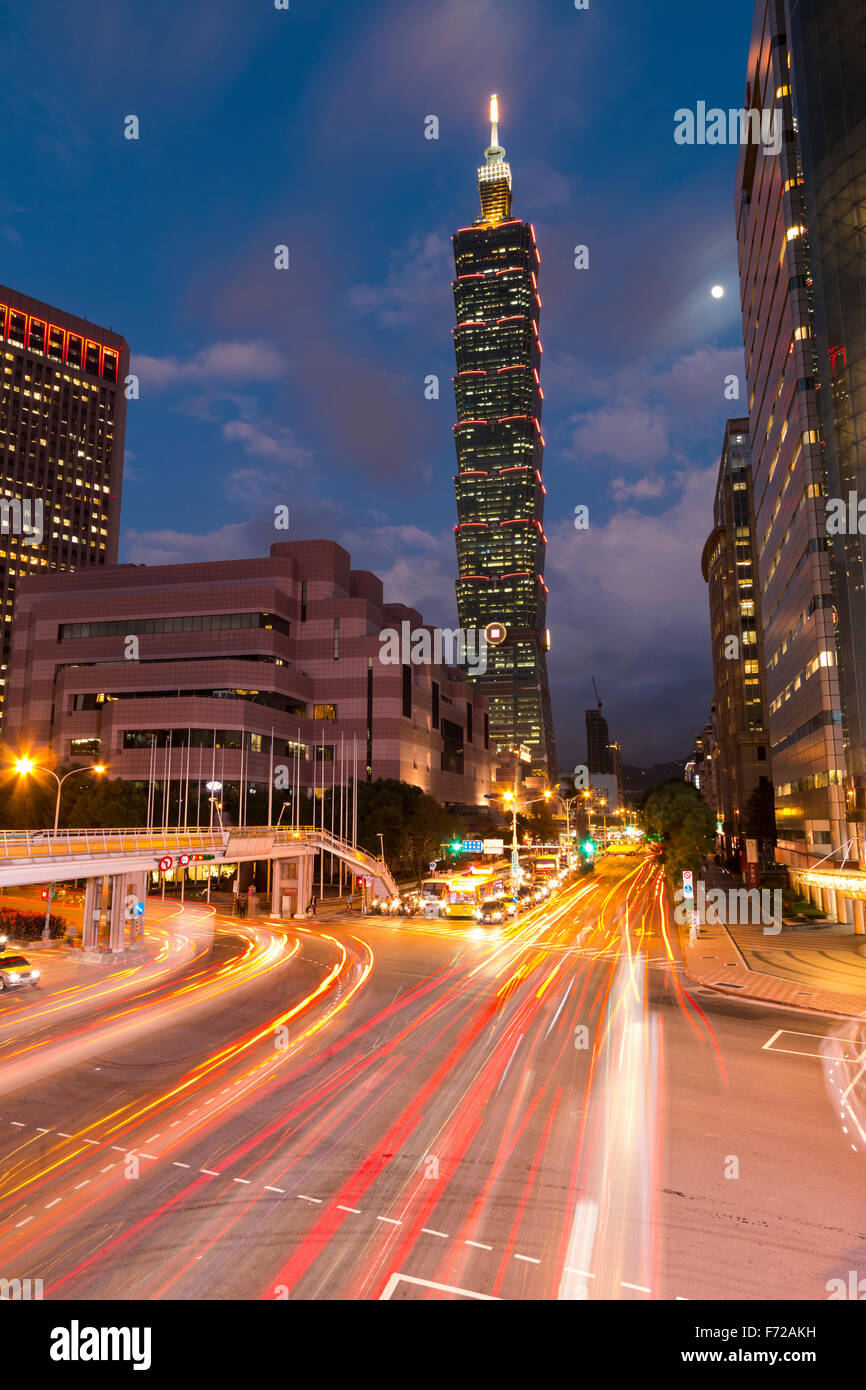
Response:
[550,791,582,849]
[13,757,107,939]
[205,782,223,902]
[502,788,552,906]
[14,757,107,833]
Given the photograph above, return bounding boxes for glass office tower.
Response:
[450,97,557,781]
[785,0,866,859]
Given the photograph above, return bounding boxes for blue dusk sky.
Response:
[1,0,757,770]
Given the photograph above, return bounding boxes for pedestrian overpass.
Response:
[0,825,398,958]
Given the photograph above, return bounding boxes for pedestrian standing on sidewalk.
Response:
[346,891,354,914]
[308,893,318,917]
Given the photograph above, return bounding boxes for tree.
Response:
[642,780,715,881]
[356,779,459,878]
[62,775,148,829]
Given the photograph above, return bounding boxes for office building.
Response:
[0,286,128,729]
[735,4,846,866]
[701,419,772,858]
[5,539,495,819]
[450,96,557,781]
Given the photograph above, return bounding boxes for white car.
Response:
[0,955,41,991]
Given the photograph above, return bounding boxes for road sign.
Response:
[511,850,520,872]
[745,838,758,863]
[682,869,694,899]
[462,839,483,853]
[178,853,191,867]
[429,861,437,872]
[483,838,504,854]
[690,910,699,927]
[158,856,173,873]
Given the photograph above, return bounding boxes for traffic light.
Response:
[581,839,596,856]
[449,839,462,854]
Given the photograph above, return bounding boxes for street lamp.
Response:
[14,757,107,833]
[550,790,582,848]
[503,787,553,904]
[13,757,107,940]
[377,833,385,861]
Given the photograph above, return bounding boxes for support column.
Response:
[824,886,837,922]
[294,853,313,918]
[108,875,128,952]
[854,898,866,937]
[82,876,104,950]
[270,858,283,916]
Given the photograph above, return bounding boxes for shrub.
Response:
[0,908,67,941]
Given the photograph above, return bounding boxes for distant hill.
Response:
[622,760,687,793]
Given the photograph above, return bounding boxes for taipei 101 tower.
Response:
[450,96,557,781]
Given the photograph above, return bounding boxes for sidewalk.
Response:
[676,863,866,1020]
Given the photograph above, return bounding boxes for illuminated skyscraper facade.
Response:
[450,97,557,781]
[0,285,128,729]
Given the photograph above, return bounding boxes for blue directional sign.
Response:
[462,839,483,853]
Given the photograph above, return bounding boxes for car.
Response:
[0,934,6,950]
[517,885,536,907]
[476,898,506,925]
[0,955,41,991]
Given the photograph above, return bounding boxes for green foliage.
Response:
[642,780,715,881]
[356,779,460,877]
[62,776,148,829]
[0,908,66,940]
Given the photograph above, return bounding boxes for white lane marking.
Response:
[100,1165,115,1173]
[465,1240,492,1250]
[264,1186,285,1194]
[297,1194,322,1203]
[173,1162,191,1169]
[495,1031,525,1096]
[10,1121,25,1127]
[762,1028,844,1060]
[44,1198,61,1208]
[565,1267,595,1278]
[35,1127,49,1134]
[380,1272,499,1301]
[110,1146,126,1153]
[422,1228,449,1238]
[82,1139,99,1145]
[201,1169,221,1176]
[543,978,574,1040]
[232,1178,251,1185]
[514,1254,540,1264]
[57,1132,72,1138]
[73,1181,90,1190]
[377,1215,402,1225]
[621,1281,650,1292]
[139,1153,156,1160]
[338,1205,361,1214]
[145,1134,161,1142]
[15,1217,33,1227]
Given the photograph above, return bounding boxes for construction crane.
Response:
[592,675,602,715]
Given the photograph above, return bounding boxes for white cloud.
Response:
[133,339,286,390]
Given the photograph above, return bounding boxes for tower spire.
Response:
[477,92,513,224]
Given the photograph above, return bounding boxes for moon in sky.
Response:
[711,285,725,299]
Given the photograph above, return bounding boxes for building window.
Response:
[333,617,339,660]
[314,704,337,721]
[300,581,307,622]
[402,664,412,719]
[69,738,100,756]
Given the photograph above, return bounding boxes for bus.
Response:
[420,865,512,920]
